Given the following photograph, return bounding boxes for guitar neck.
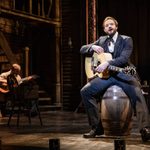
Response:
[18,75,39,85]
[108,65,124,73]
[108,65,136,76]
[20,77,28,82]
[18,76,32,85]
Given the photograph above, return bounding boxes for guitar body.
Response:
[85,53,112,79]
[0,82,9,93]
[0,86,9,93]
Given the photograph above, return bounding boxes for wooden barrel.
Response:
[101,85,133,136]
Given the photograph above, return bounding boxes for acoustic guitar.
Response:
[0,74,39,93]
[85,52,136,79]
[0,82,9,93]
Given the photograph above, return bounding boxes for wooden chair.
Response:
[7,75,43,127]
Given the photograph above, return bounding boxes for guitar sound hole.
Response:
[97,61,100,66]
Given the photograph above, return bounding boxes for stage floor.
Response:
[0,111,150,150]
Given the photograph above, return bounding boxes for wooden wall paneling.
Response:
[61,0,82,111]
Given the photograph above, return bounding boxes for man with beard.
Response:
[80,16,150,141]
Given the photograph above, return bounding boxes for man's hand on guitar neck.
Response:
[92,45,104,54]
[95,61,109,73]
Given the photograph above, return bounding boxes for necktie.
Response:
[107,38,114,53]
[107,38,114,46]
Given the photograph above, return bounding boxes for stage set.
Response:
[0,0,150,150]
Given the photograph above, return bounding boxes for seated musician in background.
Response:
[0,63,21,117]
[0,63,37,88]
[0,63,38,117]
[80,16,150,142]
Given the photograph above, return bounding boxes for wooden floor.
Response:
[0,111,150,150]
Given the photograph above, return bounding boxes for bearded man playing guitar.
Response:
[0,63,38,117]
[80,16,150,142]
[0,63,21,117]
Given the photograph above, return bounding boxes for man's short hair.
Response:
[102,16,118,28]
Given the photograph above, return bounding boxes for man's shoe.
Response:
[83,128,104,138]
[140,127,150,142]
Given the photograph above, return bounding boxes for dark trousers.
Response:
[0,93,7,117]
[80,74,149,131]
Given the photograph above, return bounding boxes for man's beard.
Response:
[108,30,116,38]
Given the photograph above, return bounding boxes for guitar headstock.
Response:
[123,66,137,76]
